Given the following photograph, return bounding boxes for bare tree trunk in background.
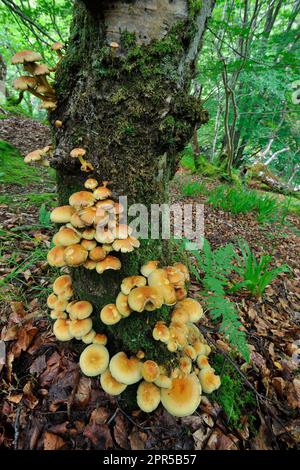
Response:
[51,0,215,308]
[0,54,7,97]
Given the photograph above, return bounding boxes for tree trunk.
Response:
[51,0,214,308]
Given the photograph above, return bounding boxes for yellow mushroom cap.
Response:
[78,206,97,225]
[161,374,201,417]
[187,323,202,344]
[69,300,93,319]
[193,340,207,356]
[79,344,109,377]
[183,345,197,361]
[109,352,142,385]
[13,75,37,91]
[66,300,77,314]
[171,307,189,323]
[175,298,203,323]
[55,120,63,128]
[47,293,58,309]
[89,246,106,262]
[40,100,57,110]
[70,212,85,228]
[53,319,74,342]
[141,360,160,382]
[96,256,121,274]
[82,329,96,344]
[70,147,86,158]
[55,286,73,301]
[93,333,108,345]
[53,274,72,295]
[100,304,122,325]
[152,322,170,343]
[148,268,170,288]
[84,178,98,190]
[11,50,42,64]
[111,224,133,240]
[32,63,50,76]
[164,266,185,287]
[51,41,64,51]
[82,227,96,240]
[69,318,93,339]
[64,244,88,266]
[100,369,127,396]
[24,149,43,163]
[154,374,172,389]
[169,321,188,349]
[81,239,97,251]
[137,381,161,413]
[140,260,159,277]
[173,262,190,281]
[84,259,96,271]
[161,284,177,305]
[136,350,145,359]
[50,310,67,320]
[179,356,192,374]
[121,276,147,295]
[47,246,66,267]
[196,355,210,369]
[116,292,132,317]
[69,191,95,209]
[198,368,221,394]
[95,199,114,211]
[167,340,178,352]
[204,345,211,356]
[128,286,163,312]
[53,227,81,246]
[93,182,112,200]
[55,297,68,311]
[95,228,115,244]
[112,238,134,253]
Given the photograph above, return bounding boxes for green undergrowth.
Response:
[0,140,55,186]
[211,354,256,430]
[0,192,57,209]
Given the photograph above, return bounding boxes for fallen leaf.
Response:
[128,430,147,450]
[43,432,65,450]
[83,422,113,449]
[113,413,129,449]
[74,377,91,407]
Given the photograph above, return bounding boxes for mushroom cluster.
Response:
[48,259,220,417]
[94,260,220,416]
[48,274,108,346]
[24,145,53,167]
[47,178,140,272]
[11,43,63,111]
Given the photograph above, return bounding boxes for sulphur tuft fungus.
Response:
[137,381,161,413]
[161,374,201,417]
[109,352,142,385]
[100,369,127,396]
[79,344,109,377]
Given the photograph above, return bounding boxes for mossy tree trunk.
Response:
[51,0,214,309]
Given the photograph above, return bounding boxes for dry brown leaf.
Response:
[287,378,300,409]
[74,376,91,407]
[83,422,113,449]
[90,407,109,425]
[113,413,129,449]
[128,430,147,450]
[205,428,239,450]
[43,432,65,450]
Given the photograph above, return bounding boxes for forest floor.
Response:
[0,114,299,450]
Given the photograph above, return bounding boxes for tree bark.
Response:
[51,0,214,308]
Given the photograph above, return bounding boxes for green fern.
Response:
[189,240,250,362]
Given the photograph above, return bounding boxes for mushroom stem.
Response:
[78,155,94,172]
